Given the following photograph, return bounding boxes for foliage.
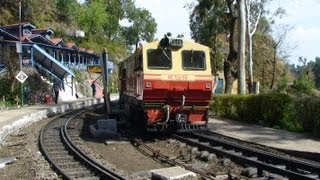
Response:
[0,43,20,105]
[293,96,320,137]
[210,93,299,131]
[256,16,272,34]
[0,1,17,25]
[0,77,19,106]
[290,74,314,94]
[121,7,157,47]
[108,71,118,93]
[252,31,288,93]
[275,74,289,93]
[56,0,77,23]
[210,93,320,137]
[76,0,108,36]
[189,0,226,46]
[23,67,52,104]
[287,57,315,94]
[311,57,320,89]
[72,68,89,97]
[189,1,227,75]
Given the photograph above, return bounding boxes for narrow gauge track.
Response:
[39,108,126,180]
[132,138,217,179]
[172,131,320,180]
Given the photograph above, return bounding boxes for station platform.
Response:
[208,117,320,158]
[0,94,119,145]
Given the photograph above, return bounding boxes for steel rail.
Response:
[63,116,126,180]
[40,109,82,179]
[172,132,320,180]
[132,138,216,179]
[40,107,126,179]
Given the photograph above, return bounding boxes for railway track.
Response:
[172,131,320,180]
[132,138,218,179]
[39,108,126,180]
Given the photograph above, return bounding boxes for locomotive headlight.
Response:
[146,82,152,88]
[205,83,211,89]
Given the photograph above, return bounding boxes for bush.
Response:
[210,93,320,136]
[210,93,301,132]
[0,78,19,106]
[294,97,320,136]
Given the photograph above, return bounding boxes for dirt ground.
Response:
[0,117,58,180]
[0,110,244,180]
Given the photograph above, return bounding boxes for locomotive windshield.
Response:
[182,50,206,70]
[147,49,172,69]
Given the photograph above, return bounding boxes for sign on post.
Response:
[15,71,28,83]
[87,65,102,73]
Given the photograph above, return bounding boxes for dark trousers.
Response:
[54,91,59,104]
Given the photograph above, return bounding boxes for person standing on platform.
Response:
[91,81,96,97]
[53,79,61,104]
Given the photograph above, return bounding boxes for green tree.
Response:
[22,0,56,26]
[121,7,157,48]
[189,0,226,75]
[76,0,108,36]
[103,0,127,40]
[0,0,17,25]
[293,74,314,94]
[189,0,239,94]
[245,0,269,93]
[312,57,320,89]
[56,0,77,23]
[289,57,314,94]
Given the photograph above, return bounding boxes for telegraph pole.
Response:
[101,49,110,118]
[18,0,24,106]
[237,0,246,94]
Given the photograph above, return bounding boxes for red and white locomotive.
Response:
[118,34,213,132]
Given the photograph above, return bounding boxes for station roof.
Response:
[0,28,19,41]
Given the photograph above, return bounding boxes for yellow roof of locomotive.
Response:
[141,39,210,52]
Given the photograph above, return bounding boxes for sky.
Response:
[135,0,194,39]
[135,0,320,65]
[272,0,320,64]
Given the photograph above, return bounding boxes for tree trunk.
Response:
[247,34,253,93]
[224,60,237,93]
[246,0,253,93]
[237,0,246,94]
[245,0,262,93]
[224,0,238,94]
[270,49,277,89]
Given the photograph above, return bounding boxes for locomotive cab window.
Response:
[147,49,172,69]
[182,50,206,70]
